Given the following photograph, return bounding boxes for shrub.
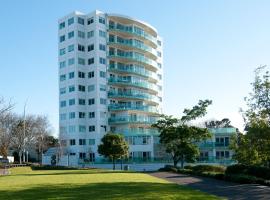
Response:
[225,174,263,184]
[225,164,248,175]
[31,165,78,170]
[190,165,225,173]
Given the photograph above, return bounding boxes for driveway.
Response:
[149,172,270,200]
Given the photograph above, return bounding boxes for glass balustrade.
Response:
[108,104,158,113]
[115,128,159,136]
[108,91,159,103]
[109,116,157,124]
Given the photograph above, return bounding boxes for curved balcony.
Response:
[108,104,158,113]
[108,91,159,104]
[109,116,157,124]
[108,77,158,93]
[108,63,158,82]
[198,142,230,148]
[116,128,160,136]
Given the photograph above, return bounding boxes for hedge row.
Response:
[31,165,78,170]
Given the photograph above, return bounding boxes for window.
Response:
[69,99,75,106]
[60,74,66,81]
[99,71,106,78]
[87,17,94,25]
[78,17,84,25]
[59,35,65,42]
[59,22,65,29]
[89,112,95,118]
[88,44,94,52]
[99,57,106,64]
[78,98,86,105]
[100,111,106,118]
[60,100,66,107]
[69,153,76,156]
[158,63,162,69]
[60,113,66,120]
[79,139,86,145]
[78,58,85,65]
[89,152,95,161]
[68,31,74,39]
[158,74,162,80]
[87,30,94,38]
[69,72,75,79]
[68,58,75,65]
[68,17,74,25]
[68,44,74,52]
[88,71,94,78]
[89,139,95,145]
[78,44,85,52]
[78,71,85,78]
[157,40,162,46]
[100,98,106,105]
[157,51,162,57]
[59,61,66,68]
[69,85,75,92]
[99,84,106,91]
[60,87,66,95]
[158,85,162,91]
[78,31,85,38]
[88,85,95,92]
[88,58,94,65]
[79,112,85,118]
[99,17,105,24]
[79,152,86,159]
[88,98,95,105]
[70,139,76,146]
[59,48,65,56]
[79,125,86,133]
[69,112,75,119]
[78,85,85,92]
[99,30,106,38]
[89,126,95,132]
[99,44,106,51]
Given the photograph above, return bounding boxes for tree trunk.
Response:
[113,158,115,170]
[19,150,22,164]
[180,155,184,168]
[173,159,178,167]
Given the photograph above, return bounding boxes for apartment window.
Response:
[88,98,95,105]
[89,126,95,132]
[69,112,75,119]
[78,58,85,65]
[100,98,106,105]
[99,44,106,51]
[59,48,65,55]
[78,85,85,92]
[59,22,65,29]
[79,125,86,133]
[158,63,162,69]
[99,57,106,64]
[89,153,95,162]
[69,85,75,92]
[89,139,95,145]
[78,44,85,52]
[79,152,86,159]
[99,71,106,78]
[157,40,162,46]
[78,31,85,38]
[69,72,75,79]
[79,112,85,118]
[87,30,94,38]
[60,87,66,94]
[89,112,95,118]
[70,139,76,146]
[100,111,106,118]
[79,139,86,145]
[68,58,75,65]
[60,74,66,81]
[68,17,74,25]
[59,35,65,42]
[88,85,95,92]
[88,58,94,65]
[69,98,75,106]
[60,126,67,134]
[78,71,85,78]
[99,84,106,91]
[158,85,162,91]
[69,125,76,133]
[88,44,94,52]
[159,97,162,102]
[78,17,84,25]
[69,153,76,156]
[59,61,66,68]
[68,44,74,52]
[87,17,94,25]
[68,31,74,39]
[99,17,105,24]
[99,30,106,38]
[157,51,162,57]
[60,100,66,107]
[88,71,94,78]
[78,98,86,105]
[158,74,162,80]
[60,113,66,120]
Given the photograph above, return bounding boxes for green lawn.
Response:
[0,167,221,200]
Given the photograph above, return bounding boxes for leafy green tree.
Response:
[98,133,129,170]
[153,100,212,168]
[205,118,233,128]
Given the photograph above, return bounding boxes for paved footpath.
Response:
[149,172,270,200]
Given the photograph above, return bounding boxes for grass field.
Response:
[0,167,221,200]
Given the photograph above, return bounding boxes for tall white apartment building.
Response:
[58,10,163,163]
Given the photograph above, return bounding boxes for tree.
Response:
[205,118,233,128]
[98,133,129,170]
[152,100,212,168]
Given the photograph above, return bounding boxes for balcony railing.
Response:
[198,142,230,148]
[108,91,159,103]
[108,104,158,113]
[109,116,157,124]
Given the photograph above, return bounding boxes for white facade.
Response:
[58,10,163,164]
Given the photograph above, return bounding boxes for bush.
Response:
[225,174,264,184]
[191,165,225,173]
[31,165,78,170]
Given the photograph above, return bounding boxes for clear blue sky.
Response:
[1,0,270,135]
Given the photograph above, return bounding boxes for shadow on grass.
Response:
[0,182,218,200]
